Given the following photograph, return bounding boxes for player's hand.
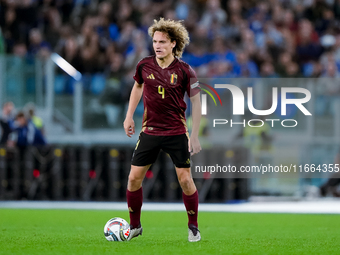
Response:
[123,117,135,137]
[189,136,201,156]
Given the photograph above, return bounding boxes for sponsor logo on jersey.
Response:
[147,74,155,79]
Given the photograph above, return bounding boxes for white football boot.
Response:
[188,224,201,242]
[127,225,143,241]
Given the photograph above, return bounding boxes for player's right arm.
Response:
[123,81,143,137]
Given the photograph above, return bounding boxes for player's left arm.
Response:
[189,93,202,155]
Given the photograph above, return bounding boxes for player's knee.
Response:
[178,175,193,190]
[128,172,143,189]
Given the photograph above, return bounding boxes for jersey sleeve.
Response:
[186,66,200,97]
[133,60,144,85]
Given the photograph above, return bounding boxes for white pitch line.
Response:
[0,201,340,214]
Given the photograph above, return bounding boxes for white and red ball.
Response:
[104,217,130,241]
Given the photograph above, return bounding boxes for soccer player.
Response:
[123,18,202,242]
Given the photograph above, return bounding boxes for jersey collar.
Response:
[153,55,178,70]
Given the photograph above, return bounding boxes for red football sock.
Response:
[182,190,199,228]
[126,187,143,228]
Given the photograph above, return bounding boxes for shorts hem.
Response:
[174,164,191,168]
[131,162,155,167]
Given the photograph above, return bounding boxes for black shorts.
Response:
[131,132,191,168]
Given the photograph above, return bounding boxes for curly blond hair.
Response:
[148,18,190,58]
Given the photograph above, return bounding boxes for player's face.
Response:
[153,31,176,60]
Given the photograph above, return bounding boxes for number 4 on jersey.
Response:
[158,85,165,99]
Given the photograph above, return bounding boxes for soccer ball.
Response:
[104,217,130,241]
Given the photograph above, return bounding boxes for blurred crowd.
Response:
[1,0,340,97]
[0,101,46,148]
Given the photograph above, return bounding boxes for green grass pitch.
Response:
[1,209,340,255]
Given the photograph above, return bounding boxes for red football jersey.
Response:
[133,56,200,136]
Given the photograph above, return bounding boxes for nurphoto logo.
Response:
[198,83,312,128]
